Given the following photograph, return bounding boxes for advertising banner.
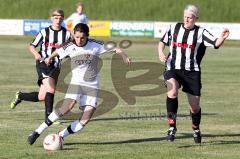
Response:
[111,21,154,37]
[154,22,240,40]
[197,22,240,40]
[23,20,51,35]
[0,19,23,35]
[89,21,111,37]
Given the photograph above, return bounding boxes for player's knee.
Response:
[47,87,55,94]
[190,105,200,113]
[167,91,178,98]
[38,94,45,101]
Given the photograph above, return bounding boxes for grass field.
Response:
[0,36,240,159]
[0,0,240,22]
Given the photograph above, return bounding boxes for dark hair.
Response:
[74,23,89,36]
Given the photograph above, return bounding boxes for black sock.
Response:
[67,125,74,134]
[19,92,39,102]
[166,97,178,128]
[191,108,201,130]
[45,92,54,122]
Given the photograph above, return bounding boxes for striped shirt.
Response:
[161,23,218,71]
[30,26,71,66]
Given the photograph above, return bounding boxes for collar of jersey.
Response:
[50,26,62,32]
[182,23,196,31]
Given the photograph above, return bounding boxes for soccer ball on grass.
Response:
[43,133,63,151]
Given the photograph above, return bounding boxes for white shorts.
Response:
[65,84,98,108]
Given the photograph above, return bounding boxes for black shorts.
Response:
[36,61,60,86]
[164,70,202,96]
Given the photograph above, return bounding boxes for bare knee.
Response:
[167,91,178,98]
[166,79,179,98]
[38,93,45,101]
[189,104,200,113]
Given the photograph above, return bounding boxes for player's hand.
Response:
[221,28,230,39]
[123,57,132,66]
[159,53,167,63]
[34,54,42,61]
[44,58,51,66]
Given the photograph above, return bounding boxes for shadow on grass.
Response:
[64,137,166,145]
[177,133,240,148]
[64,133,240,146]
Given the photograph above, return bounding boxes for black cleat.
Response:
[27,131,40,145]
[193,129,202,144]
[10,91,22,109]
[166,127,177,142]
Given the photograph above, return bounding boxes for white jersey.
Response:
[65,13,88,27]
[57,39,109,88]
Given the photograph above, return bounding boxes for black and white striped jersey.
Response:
[161,23,218,71]
[30,26,71,66]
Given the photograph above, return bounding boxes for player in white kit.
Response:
[27,23,131,145]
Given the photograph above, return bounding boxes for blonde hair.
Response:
[76,2,84,8]
[184,4,199,18]
[50,8,64,17]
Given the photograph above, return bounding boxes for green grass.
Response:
[0,36,240,159]
[0,0,239,22]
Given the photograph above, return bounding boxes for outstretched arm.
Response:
[215,28,230,48]
[44,51,59,65]
[114,48,132,66]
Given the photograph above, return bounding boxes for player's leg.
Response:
[58,105,95,138]
[59,90,97,139]
[42,77,56,121]
[165,77,179,141]
[10,63,45,109]
[183,70,202,143]
[27,98,76,145]
[10,91,40,109]
[187,94,202,143]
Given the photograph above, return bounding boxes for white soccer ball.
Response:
[43,134,63,151]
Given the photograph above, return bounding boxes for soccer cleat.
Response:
[193,129,202,144]
[27,131,40,145]
[10,91,22,109]
[53,121,61,125]
[166,127,177,142]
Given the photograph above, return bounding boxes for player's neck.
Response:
[51,25,61,31]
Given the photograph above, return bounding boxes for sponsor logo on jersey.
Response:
[172,41,195,49]
[45,42,61,48]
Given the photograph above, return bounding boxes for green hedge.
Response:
[0,0,239,22]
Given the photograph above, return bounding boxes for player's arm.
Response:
[158,25,171,63]
[114,48,131,66]
[29,31,44,61]
[29,45,41,61]
[158,41,167,62]
[44,51,59,65]
[215,28,230,48]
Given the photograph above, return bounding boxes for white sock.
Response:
[48,111,59,122]
[59,120,84,138]
[35,111,59,134]
[35,122,48,134]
